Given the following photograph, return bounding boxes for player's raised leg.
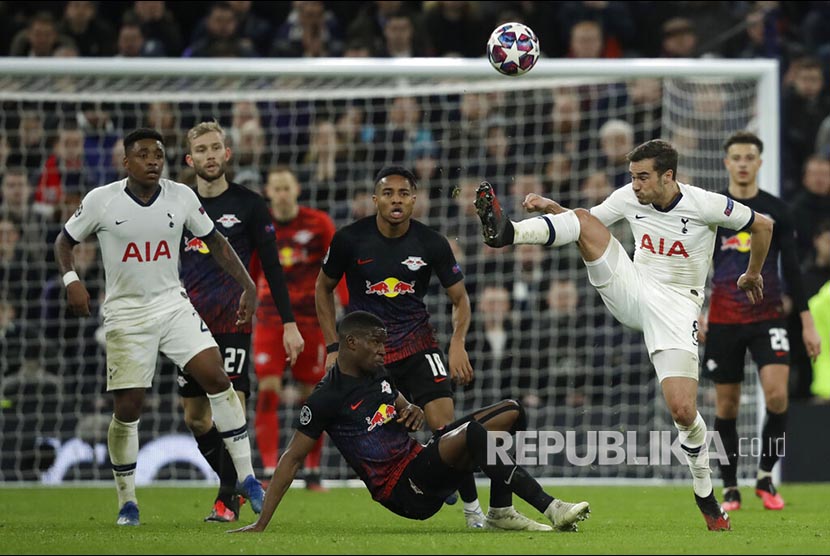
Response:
[474,182,611,262]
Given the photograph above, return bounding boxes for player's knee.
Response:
[765,391,788,414]
[500,399,527,433]
[670,404,697,427]
[258,375,283,395]
[183,411,212,436]
[465,420,489,457]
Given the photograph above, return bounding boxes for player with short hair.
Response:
[476,139,774,531]
[178,121,305,522]
[701,131,821,511]
[253,166,348,491]
[315,166,485,528]
[54,128,266,526]
[229,311,591,533]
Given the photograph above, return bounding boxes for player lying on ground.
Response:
[230,311,590,533]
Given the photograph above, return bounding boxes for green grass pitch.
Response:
[1,484,827,554]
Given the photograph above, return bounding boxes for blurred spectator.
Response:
[579,171,614,207]
[0,299,24,377]
[35,126,87,218]
[9,11,77,57]
[722,5,782,60]
[568,20,605,59]
[0,217,42,324]
[7,111,48,177]
[232,119,267,191]
[347,1,419,56]
[123,1,183,56]
[557,1,634,58]
[228,100,261,147]
[442,92,493,180]
[628,78,663,144]
[818,114,830,159]
[801,1,830,55]
[782,58,830,195]
[187,0,272,55]
[58,1,116,57]
[372,96,432,164]
[511,243,547,315]
[542,151,578,206]
[0,169,48,258]
[464,284,518,407]
[76,103,120,186]
[183,1,257,57]
[334,106,371,168]
[116,17,165,57]
[300,119,351,209]
[145,101,186,176]
[270,1,344,58]
[378,11,426,57]
[597,119,634,188]
[348,188,374,221]
[791,156,830,261]
[660,17,698,57]
[423,1,489,58]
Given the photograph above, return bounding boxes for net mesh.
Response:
[0,65,765,484]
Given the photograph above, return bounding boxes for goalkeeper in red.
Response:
[230,311,590,534]
[476,139,774,531]
[701,131,822,511]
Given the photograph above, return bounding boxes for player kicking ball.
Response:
[475,139,775,531]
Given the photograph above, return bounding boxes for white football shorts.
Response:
[105,302,218,391]
[584,236,702,381]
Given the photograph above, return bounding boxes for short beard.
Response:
[196,163,225,182]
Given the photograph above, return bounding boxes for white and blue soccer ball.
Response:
[487,22,540,77]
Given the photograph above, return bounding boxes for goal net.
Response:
[0,58,779,484]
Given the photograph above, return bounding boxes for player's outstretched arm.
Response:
[54,231,91,317]
[315,270,340,370]
[227,430,317,533]
[737,213,773,304]
[202,232,257,324]
[445,281,474,386]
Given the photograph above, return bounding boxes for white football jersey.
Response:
[64,179,215,322]
[590,182,754,292]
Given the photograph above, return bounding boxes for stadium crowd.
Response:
[1,1,829,482]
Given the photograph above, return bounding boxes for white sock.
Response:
[108,415,139,508]
[513,211,580,247]
[464,500,482,514]
[675,412,713,498]
[757,470,772,480]
[207,386,255,480]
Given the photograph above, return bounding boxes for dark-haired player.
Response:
[700,131,821,511]
[315,166,485,528]
[54,128,265,527]
[230,311,591,534]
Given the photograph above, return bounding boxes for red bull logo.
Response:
[366,403,397,431]
[184,237,210,254]
[720,232,751,253]
[364,278,416,298]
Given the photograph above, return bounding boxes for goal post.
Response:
[0,57,778,484]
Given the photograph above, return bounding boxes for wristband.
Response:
[62,271,80,287]
[326,342,339,354]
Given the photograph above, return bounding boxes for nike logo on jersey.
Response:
[357,258,374,265]
[434,377,448,383]
[116,219,128,225]
[635,215,646,220]
[350,400,364,410]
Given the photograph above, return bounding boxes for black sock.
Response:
[714,417,738,488]
[465,421,553,513]
[760,410,787,473]
[195,425,238,501]
[458,473,478,504]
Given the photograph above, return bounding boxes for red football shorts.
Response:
[253,321,326,385]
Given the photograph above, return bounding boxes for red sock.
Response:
[304,435,323,470]
[255,390,280,470]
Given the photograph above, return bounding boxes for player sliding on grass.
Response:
[230,311,590,533]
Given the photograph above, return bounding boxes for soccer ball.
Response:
[486,22,540,77]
